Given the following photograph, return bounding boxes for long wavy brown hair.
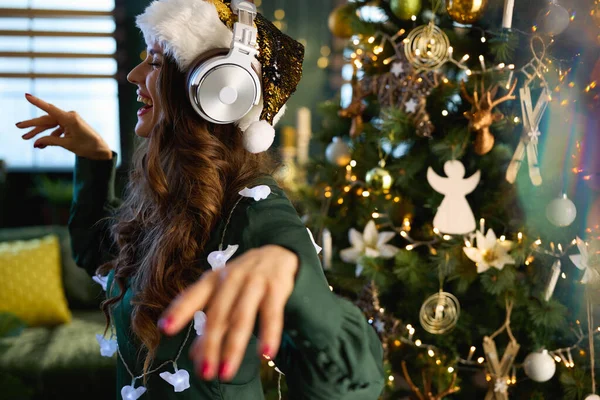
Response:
[98,55,275,374]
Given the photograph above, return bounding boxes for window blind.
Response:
[0,0,121,170]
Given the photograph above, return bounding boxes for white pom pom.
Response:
[243,120,275,153]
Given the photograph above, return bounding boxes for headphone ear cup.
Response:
[186,48,229,116]
[185,48,230,87]
[187,47,261,125]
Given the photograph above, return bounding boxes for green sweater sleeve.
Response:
[243,183,385,400]
[68,153,121,277]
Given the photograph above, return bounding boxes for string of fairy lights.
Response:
[255,0,600,390]
[360,223,600,387]
[320,155,599,386]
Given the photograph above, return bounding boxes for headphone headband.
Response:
[231,1,258,59]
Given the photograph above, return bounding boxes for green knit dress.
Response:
[68,155,385,400]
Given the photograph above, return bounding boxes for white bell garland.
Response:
[96,333,118,357]
[95,185,286,397]
[93,274,108,291]
[207,245,239,271]
[159,363,191,393]
[121,379,147,400]
[194,311,207,336]
[239,185,271,201]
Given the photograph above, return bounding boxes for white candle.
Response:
[544,260,562,301]
[322,228,332,270]
[506,70,514,89]
[502,0,515,29]
[468,346,476,362]
[296,107,311,166]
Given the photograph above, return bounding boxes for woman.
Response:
[16,0,384,399]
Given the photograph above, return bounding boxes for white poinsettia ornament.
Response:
[340,220,400,277]
[569,237,600,284]
[463,228,515,274]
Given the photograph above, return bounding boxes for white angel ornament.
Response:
[427,160,480,235]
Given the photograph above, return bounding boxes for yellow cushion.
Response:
[0,235,72,326]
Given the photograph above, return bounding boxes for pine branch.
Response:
[393,250,428,287]
[480,266,517,296]
[527,298,568,330]
[380,107,413,143]
[560,369,590,400]
[429,126,470,162]
[489,32,518,63]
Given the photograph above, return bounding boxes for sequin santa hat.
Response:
[136,0,304,153]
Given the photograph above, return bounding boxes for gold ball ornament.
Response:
[366,167,393,193]
[419,291,460,334]
[446,0,488,24]
[404,22,450,71]
[328,4,356,39]
[390,0,422,20]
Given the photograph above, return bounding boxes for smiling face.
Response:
[127,42,163,138]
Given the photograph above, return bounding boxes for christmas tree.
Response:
[290,0,600,398]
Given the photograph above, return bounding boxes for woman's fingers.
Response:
[24,94,68,122]
[257,282,289,362]
[217,276,266,381]
[50,127,65,137]
[33,135,68,149]
[16,115,57,129]
[159,271,219,336]
[22,124,58,140]
[197,265,249,380]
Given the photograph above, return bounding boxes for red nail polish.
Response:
[25,93,32,97]
[200,361,211,379]
[219,361,231,380]
[158,316,173,332]
[261,345,272,359]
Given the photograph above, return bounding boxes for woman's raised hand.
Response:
[159,245,299,382]
[16,94,113,160]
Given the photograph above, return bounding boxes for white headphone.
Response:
[186,0,261,125]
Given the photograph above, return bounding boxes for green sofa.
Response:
[0,226,116,400]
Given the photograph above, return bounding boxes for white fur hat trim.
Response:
[136,0,232,71]
[136,0,288,153]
